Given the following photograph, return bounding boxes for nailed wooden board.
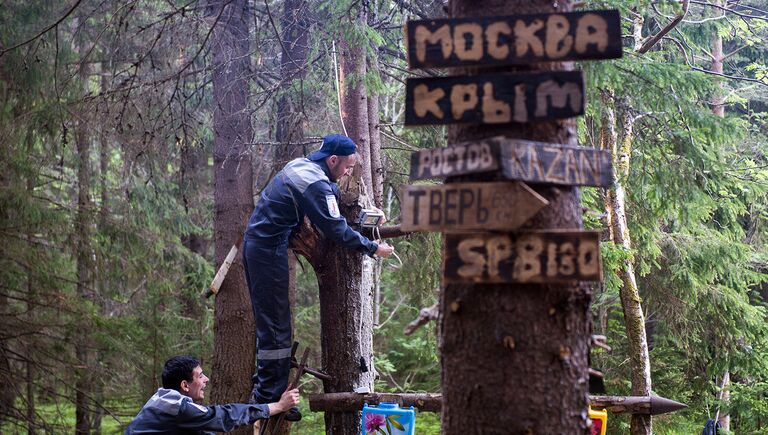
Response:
[405,71,584,126]
[409,139,501,180]
[500,139,613,187]
[406,10,622,69]
[409,136,612,186]
[400,182,548,232]
[443,230,602,283]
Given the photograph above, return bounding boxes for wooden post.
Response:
[437,0,594,432]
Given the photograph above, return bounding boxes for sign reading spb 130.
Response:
[406,10,621,69]
[443,231,602,284]
[405,71,584,126]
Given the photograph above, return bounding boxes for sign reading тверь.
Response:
[406,10,622,69]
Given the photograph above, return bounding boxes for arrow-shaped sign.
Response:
[400,181,548,233]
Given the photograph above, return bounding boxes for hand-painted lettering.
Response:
[414,24,452,63]
[444,231,602,283]
[407,11,621,68]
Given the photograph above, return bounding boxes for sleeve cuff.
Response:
[366,242,378,258]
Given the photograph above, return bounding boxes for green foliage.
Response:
[3,0,768,433]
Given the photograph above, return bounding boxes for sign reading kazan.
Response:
[401,182,548,232]
[409,137,612,187]
[406,10,622,68]
[443,231,602,284]
[500,139,612,187]
[405,71,584,125]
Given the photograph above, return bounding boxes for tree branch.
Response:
[638,0,690,54]
[0,0,84,58]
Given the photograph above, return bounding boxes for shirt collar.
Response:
[313,158,333,181]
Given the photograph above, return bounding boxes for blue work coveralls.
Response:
[243,157,378,404]
[124,388,270,434]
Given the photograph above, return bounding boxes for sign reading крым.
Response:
[405,71,584,126]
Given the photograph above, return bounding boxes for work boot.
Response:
[283,407,302,422]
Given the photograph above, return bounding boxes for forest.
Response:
[1,0,767,434]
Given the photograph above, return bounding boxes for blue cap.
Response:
[307,134,357,161]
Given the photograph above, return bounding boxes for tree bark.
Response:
[602,96,653,435]
[710,0,726,118]
[598,12,656,434]
[439,1,590,433]
[74,108,93,435]
[308,10,376,433]
[268,1,310,433]
[209,0,256,422]
[367,56,384,209]
[25,132,37,435]
[274,0,310,168]
[74,21,94,434]
[710,3,729,427]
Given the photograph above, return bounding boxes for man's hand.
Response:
[267,388,300,416]
[375,243,395,258]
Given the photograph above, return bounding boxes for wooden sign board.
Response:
[409,139,501,180]
[409,137,612,187]
[443,230,602,283]
[500,139,613,187]
[405,71,584,126]
[401,181,548,232]
[406,10,622,69]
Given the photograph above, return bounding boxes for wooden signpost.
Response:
[405,71,584,126]
[315,8,625,434]
[409,136,612,187]
[409,139,500,180]
[400,182,548,232]
[443,230,602,284]
[406,10,622,69]
[500,139,612,187]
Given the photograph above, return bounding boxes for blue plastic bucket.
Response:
[361,402,415,435]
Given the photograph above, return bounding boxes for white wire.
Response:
[373,225,402,269]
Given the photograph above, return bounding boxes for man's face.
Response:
[327,154,356,181]
[181,365,209,402]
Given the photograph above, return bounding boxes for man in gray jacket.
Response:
[125,355,299,434]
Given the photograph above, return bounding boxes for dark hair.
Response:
[161,356,200,391]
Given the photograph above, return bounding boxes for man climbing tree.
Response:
[242,134,394,421]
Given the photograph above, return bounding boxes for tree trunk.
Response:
[209,0,256,420]
[23,130,37,435]
[75,110,93,435]
[440,1,590,433]
[74,26,94,434]
[367,56,384,209]
[710,4,729,427]
[366,38,385,331]
[270,2,310,434]
[601,95,653,435]
[311,11,376,434]
[710,0,726,117]
[274,0,310,168]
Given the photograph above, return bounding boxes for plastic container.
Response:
[361,402,415,435]
[588,406,608,435]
